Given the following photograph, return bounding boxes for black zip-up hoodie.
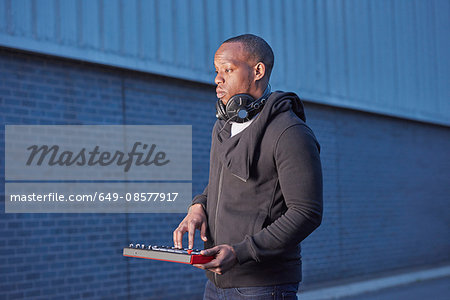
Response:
[192,91,323,288]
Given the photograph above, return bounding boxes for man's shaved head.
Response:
[223,34,274,79]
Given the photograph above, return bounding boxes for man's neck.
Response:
[250,82,269,100]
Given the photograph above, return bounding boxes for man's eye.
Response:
[225,69,231,73]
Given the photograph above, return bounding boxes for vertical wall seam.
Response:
[5,0,11,34]
[136,0,142,59]
[155,0,160,62]
[203,0,209,69]
[119,0,124,55]
[31,0,37,39]
[54,0,60,43]
[430,0,439,112]
[76,0,82,47]
[120,73,130,299]
[334,107,343,272]
[313,1,319,95]
[412,0,420,116]
[323,1,330,95]
[99,0,104,52]
[367,0,374,104]
[171,0,177,67]
[390,0,399,109]
[342,1,349,98]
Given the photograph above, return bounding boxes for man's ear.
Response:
[254,62,266,81]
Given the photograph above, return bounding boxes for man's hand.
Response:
[193,244,238,275]
[173,203,208,249]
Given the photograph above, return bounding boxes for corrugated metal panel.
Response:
[0,0,448,126]
[80,0,100,49]
[435,0,450,115]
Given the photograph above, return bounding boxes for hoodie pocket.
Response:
[252,211,268,234]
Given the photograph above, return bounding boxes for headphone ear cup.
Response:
[225,94,254,123]
[215,99,228,121]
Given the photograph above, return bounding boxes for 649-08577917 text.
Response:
[8,192,179,202]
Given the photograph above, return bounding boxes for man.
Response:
[173,34,323,299]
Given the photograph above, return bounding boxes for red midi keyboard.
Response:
[123,243,214,264]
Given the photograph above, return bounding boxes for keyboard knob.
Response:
[129,243,133,248]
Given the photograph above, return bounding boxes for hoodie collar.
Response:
[214,91,306,182]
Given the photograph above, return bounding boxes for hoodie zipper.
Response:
[232,172,247,182]
[213,164,224,286]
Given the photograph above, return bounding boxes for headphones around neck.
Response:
[215,85,271,123]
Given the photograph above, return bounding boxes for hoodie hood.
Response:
[214,91,307,182]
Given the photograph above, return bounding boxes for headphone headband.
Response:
[215,85,271,123]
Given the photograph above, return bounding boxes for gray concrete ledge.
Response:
[298,264,450,300]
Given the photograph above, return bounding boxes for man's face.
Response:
[214,42,256,105]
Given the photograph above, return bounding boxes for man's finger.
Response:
[172,229,177,248]
[173,226,184,248]
[192,264,205,270]
[192,264,221,274]
[174,226,185,249]
[200,259,220,270]
[187,221,196,249]
[200,264,222,274]
[200,222,208,242]
[211,268,222,275]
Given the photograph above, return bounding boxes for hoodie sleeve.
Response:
[190,185,208,212]
[232,124,323,264]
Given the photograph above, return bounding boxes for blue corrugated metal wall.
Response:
[1,45,449,299]
[0,0,449,126]
[1,1,450,299]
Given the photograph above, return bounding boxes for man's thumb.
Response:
[201,247,218,256]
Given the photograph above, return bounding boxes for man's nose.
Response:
[215,72,224,85]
